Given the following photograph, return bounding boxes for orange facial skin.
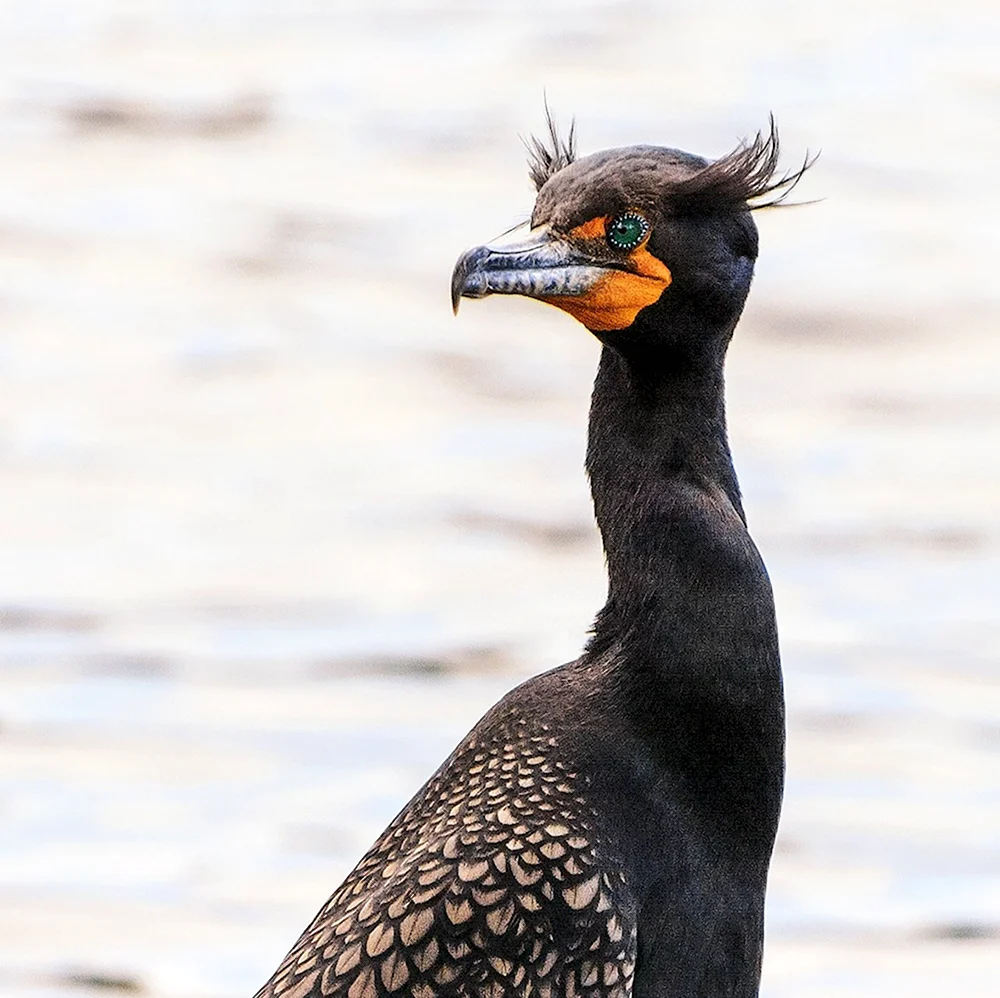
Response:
[540,216,672,332]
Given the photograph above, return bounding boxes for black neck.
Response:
[584,335,778,695]
[573,255,783,998]
[588,336,744,555]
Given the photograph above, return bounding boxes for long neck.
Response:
[581,325,784,998]
[588,336,744,555]
[584,338,778,694]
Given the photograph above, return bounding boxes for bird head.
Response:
[452,116,812,353]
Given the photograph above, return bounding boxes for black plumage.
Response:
[255,117,811,998]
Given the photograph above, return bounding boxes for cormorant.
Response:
[255,116,811,998]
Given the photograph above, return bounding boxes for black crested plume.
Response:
[525,104,577,192]
[671,115,818,212]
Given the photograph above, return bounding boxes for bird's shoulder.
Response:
[257,668,636,998]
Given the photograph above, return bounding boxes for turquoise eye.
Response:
[606,212,649,251]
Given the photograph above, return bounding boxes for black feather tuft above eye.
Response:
[670,115,818,213]
[525,102,577,192]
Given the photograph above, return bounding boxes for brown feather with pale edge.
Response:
[255,705,637,998]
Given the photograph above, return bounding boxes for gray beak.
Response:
[450,224,609,314]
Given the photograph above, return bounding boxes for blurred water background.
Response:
[1,2,998,997]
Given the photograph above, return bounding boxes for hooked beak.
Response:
[450,223,671,332]
[451,224,608,314]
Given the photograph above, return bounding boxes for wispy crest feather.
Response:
[673,115,818,211]
[525,104,576,191]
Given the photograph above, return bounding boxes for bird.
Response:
[254,115,812,998]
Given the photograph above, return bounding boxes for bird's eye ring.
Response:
[606,211,650,252]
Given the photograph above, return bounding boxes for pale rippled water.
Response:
[0,2,998,997]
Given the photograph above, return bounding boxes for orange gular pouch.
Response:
[541,217,672,332]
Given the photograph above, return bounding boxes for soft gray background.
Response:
[1,2,998,997]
